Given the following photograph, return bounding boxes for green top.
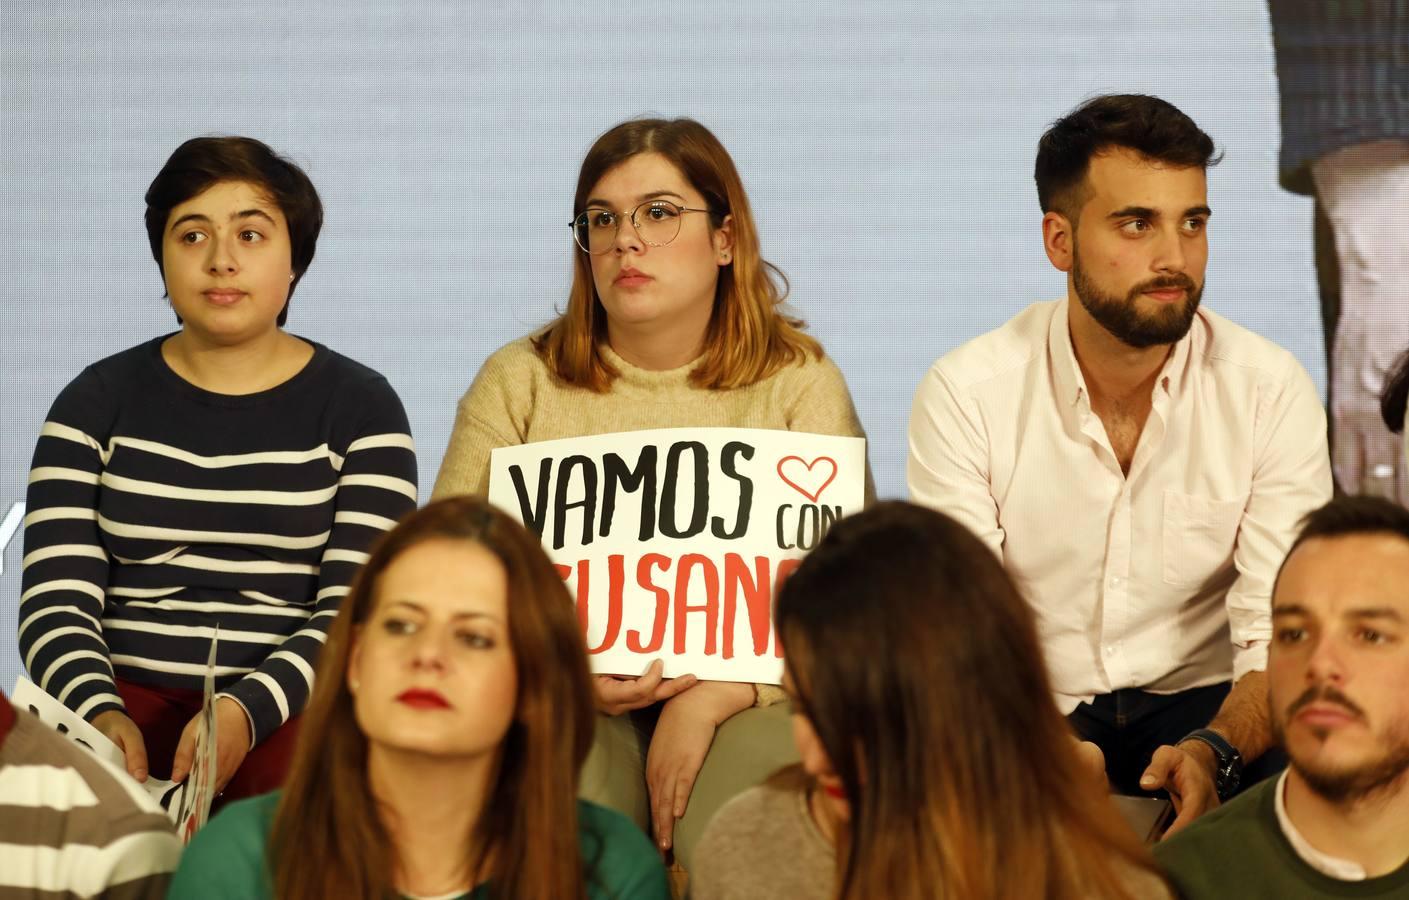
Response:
[1154,777,1409,898]
[167,792,670,900]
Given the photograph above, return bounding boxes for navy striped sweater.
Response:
[19,337,417,744]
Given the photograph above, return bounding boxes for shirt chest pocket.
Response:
[1161,491,1246,588]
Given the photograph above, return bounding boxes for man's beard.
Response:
[1071,250,1202,349]
[1272,684,1409,805]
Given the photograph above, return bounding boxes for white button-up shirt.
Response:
[907,299,1332,714]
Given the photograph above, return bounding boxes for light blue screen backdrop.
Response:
[0,1,1320,691]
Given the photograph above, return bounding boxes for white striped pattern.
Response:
[37,421,104,458]
[321,549,369,566]
[0,829,181,896]
[108,434,345,469]
[346,432,416,454]
[248,671,291,721]
[158,553,318,576]
[17,605,103,644]
[20,579,105,606]
[109,654,253,678]
[316,585,350,602]
[108,546,187,567]
[23,505,98,527]
[124,597,312,620]
[56,672,115,706]
[238,589,297,606]
[263,649,316,684]
[100,472,338,506]
[98,513,332,550]
[38,650,113,692]
[0,765,98,809]
[105,586,181,599]
[22,543,108,570]
[29,466,101,486]
[333,509,399,531]
[104,619,287,646]
[25,627,102,673]
[73,691,125,721]
[338,472,417,501]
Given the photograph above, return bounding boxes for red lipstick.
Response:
[396,688,451,710]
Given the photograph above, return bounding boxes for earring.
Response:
[349,677,360,691]
[288,273,295,282]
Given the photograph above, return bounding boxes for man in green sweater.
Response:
[1155,495,1409,897]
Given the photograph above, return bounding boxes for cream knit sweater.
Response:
[432,336,875,706]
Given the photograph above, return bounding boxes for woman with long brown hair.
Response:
[167,497,669,898]
[432,117,873,866]
[691,502,1172,899]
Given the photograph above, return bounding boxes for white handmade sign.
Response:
[489,428,866,683]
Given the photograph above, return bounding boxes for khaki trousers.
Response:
[579,702,798,872]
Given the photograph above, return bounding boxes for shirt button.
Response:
[1105,646,1117,657]
[1111,576,1122,586]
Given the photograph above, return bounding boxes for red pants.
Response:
[115,678,301,804]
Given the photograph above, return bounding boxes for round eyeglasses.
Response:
[570,199,712,255]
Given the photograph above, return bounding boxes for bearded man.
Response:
[907,94,1332,834]
[1156,496,1409,896]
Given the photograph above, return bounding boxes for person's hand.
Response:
[1141,740,1220,838]
[644,680,754,852]
[594,659,698,717]
[1331,328,1409,503]
[92,710,148,782]
[1072,739,1107,787]
[171,696,251,794]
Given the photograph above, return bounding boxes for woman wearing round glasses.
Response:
[432,117,872,869]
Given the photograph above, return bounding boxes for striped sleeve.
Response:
[0,710,181,900]
[218,378,418,744]
[17,368,125,723]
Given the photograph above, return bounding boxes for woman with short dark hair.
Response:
[18,136,417,802]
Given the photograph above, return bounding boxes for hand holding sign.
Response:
[594,659,699,716]
[91,710,149,782]
[172,696,249,794]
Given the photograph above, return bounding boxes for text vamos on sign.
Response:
[488,428,866,683]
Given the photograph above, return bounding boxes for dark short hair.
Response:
[1274,495,1409,593]
[144,136,323,326]
[1035,94,1220,218]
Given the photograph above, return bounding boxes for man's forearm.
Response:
[1200,670,1273,763]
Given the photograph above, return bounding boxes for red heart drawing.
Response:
[776,456,838,503]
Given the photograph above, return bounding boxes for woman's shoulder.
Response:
[764,345,848,392]
[476,335,551,383]
[42,337,167,428]
[576,799,654,855]
[576,800,670,898]
[699,780,805,849]
[313,341,402,396]
[167,792,280,898]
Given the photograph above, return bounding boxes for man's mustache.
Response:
[1286,684,1366,721]
[1131,273,1198,294]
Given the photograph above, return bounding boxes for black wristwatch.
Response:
[1179,728,1243,800]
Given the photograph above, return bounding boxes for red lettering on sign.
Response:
[673,554,720,656]
[723,554,772,660]
[627,554,671,653]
